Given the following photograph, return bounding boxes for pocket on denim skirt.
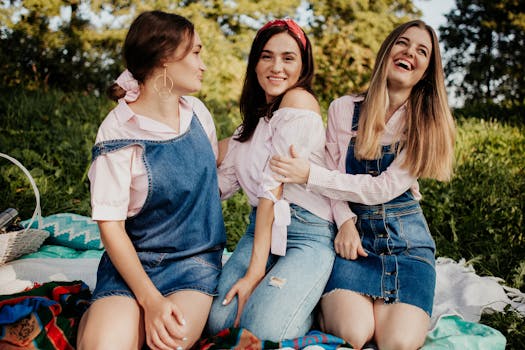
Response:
[137,251,167,269]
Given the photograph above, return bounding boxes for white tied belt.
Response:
[267,192,290,256]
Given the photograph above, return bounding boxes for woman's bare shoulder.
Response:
[280,88,320,114]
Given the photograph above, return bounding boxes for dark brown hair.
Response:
[107,10,194,101]
[235,22,315,142]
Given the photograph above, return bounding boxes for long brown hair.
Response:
[356,20,455,181]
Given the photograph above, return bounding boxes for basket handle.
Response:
[0,153,42,231]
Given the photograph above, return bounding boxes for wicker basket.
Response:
[0,153,49,265]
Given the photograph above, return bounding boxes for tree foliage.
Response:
[440,0,525,105]
[307,0,420,107]
[0,0,421,121]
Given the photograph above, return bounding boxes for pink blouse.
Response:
[307,95,421,228]
[218,107,333,222]
[88,96,218,221]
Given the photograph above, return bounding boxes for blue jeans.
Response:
[207,204,336,341]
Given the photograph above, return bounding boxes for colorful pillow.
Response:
[21,213,103,250]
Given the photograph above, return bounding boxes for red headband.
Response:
[258,18,307,49]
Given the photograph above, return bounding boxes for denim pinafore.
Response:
[324,102,436,315]
[90,113,226,300]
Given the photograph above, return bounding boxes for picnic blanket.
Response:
[196,328,350,350]
[195,318,506,350]
[0,281,91,350]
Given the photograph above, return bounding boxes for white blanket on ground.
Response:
[432,257,525,328]
[1,256,524,330]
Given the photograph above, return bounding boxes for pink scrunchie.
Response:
[115,69,140,102]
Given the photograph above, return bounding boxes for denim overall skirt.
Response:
[324,103,436,315]
[90,114,226,301]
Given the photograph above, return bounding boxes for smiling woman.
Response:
[255,32,303,102]
[269,19,455,349]
[206,18,336,342]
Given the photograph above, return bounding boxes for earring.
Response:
[154,64,174,98]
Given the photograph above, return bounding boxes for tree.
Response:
[0,0,125,92]
[440,0,525,105]
[0,0,423,116]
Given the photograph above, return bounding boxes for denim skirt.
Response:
[324,200,436,315]
[91,249,223,301]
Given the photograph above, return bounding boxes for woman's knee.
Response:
[376,332,426,350]
[324,317,374,349]
[77,316,141,350]
[77,297,142,350]
[320,291,374,349]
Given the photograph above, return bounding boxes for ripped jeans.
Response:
[206,204,336,341]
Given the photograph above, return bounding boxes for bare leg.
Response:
[77,296,144,350]
[320,290,375,349]
[166,290,213,350]
[374,300,430,350]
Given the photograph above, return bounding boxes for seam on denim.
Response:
[163,287,218,297]
[141,252,168,269]
[291,211,331,227]
[91,291,135,302]
[191,255,222,272]
[408,254,436,267]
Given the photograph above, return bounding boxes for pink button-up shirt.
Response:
[308,95,421,228]
[88,96,218,221]
[218,107,333,223]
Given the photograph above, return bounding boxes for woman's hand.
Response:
[222,275,260,327]
[334,219,368,260]
[269,145,310,184]
[142,293,187,350]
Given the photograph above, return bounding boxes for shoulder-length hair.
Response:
[107,10,195,101]
[235,22,315,142]
[356,20,455,181]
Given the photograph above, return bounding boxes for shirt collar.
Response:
[113,97,193,132]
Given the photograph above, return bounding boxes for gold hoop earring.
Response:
[154,64,174,98]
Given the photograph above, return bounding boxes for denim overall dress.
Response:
[90,113,226,300]
[324,102,436,315]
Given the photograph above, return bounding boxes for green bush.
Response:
[420,118,525,349]
[0,88,110,218]
[421,118,525,290]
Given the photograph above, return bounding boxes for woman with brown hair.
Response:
[77,11,225,350]
[207,18,336,341]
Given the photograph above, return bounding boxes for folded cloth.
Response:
[432,257,525,329]
[423,315,506,349]
[0,280,91,350]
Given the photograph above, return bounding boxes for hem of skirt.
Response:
[163,286,219,297]
[322,288,381,300]
[91,285,218,303]
[322,288,432,316]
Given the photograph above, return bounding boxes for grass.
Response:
[1,88,524,348]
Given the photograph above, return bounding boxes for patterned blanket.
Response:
[196,328,352,350]
[0,281,91,350]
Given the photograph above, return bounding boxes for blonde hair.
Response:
[355,20,455,181]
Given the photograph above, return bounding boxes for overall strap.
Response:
[351,101,361,132]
